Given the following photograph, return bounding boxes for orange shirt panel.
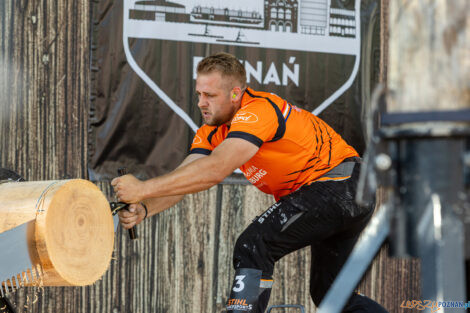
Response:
[190,88,359,200]
[190,124,228,154]
[228,99,278,143]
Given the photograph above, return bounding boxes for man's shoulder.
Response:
[241,88,284,114]
[244,88,285,104]
[229,89,282,137]
[245,87,277,99]
[194,124,228,147]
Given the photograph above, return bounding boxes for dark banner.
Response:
[88,0,380,181]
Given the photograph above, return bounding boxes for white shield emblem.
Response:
[122,0,361,132]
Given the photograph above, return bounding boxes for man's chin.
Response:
[204,118,225,127]
[203,117,213,126]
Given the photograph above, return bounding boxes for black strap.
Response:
[141,202,148,220]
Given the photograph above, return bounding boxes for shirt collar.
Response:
[240,87,252,109]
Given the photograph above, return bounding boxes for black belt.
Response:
[316,156,361,181]
[341,156,362,164]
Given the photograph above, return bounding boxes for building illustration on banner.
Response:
[122,0,361,132]
[125,0,358,54]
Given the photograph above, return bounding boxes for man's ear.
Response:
[231,86,243,102]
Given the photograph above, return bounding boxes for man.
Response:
[112,52,388,313]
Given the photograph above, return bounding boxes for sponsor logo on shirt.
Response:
[192,135,202,144]
[244,165,267,185]
[232,112,259,124]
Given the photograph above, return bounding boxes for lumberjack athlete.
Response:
[112,53,388,313]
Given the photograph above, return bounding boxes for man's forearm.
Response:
[113,138,258,203]
[142,155,225,199]
[143,194,184,217]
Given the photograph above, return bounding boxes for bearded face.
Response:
[195,72,240,126]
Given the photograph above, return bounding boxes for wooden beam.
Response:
[388,0,469,112]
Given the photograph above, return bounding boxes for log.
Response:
[0,179,114,287]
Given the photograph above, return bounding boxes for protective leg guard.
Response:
[257,288,272,313]
[226,268,273,313]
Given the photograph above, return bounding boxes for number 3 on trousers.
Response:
[233,275,246,292]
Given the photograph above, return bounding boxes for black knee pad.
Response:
[226,268,273,313]
[233,227,268,270]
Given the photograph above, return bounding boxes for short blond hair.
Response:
[197,52,246,89]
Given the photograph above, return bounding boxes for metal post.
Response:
[398,138,466,311]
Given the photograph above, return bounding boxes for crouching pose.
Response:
[112,52,388,313]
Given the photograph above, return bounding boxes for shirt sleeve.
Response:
[227,101,278,147]
[189,125,215,155]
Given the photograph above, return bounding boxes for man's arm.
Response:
[118,153,206,229]
[143,153,208,214]
[113,137,259,203]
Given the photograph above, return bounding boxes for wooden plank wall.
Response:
[0,0,90,181]
[0,0,421,312]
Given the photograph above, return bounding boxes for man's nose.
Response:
[197,96,207,108]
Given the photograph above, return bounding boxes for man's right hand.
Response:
[118,203,146,229]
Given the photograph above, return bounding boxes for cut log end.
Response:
[0,179,115,287]
[35,179,114,286]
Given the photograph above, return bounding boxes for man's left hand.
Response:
[111,174,145,203]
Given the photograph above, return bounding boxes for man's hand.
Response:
[118,203,146,229]
[111,174,146,203]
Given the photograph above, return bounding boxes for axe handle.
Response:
[117,167,137,240]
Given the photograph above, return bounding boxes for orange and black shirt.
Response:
[190,87,359,201]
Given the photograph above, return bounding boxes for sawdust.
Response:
[19,269,45,312]
[111,249,118,261]
[23,296,29,309]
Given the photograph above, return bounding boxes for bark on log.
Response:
[0,180,114,287]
